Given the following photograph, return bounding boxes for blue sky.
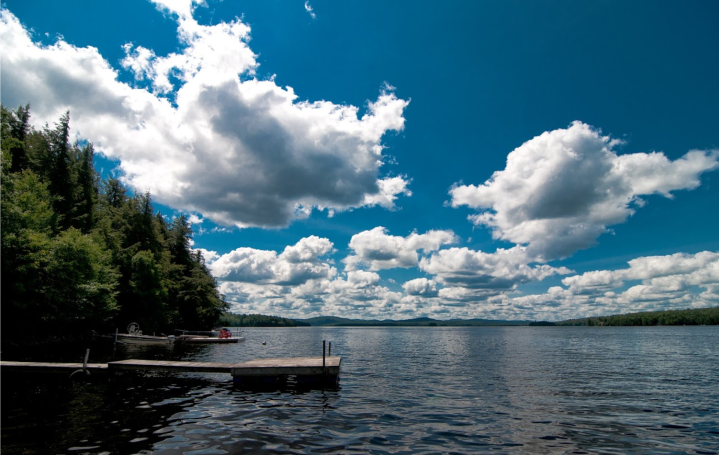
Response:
[2,0,718,320]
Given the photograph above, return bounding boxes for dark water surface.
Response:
[2,326,718,454]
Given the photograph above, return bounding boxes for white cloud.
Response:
[195,248,219,264]
[209,236,336,285]
[150,0,205,19]
[0,8,410,229]
[562,251,719,293]
[403,278,439,297]
[280,236,334,263]
[344,227,457,271]
[450,121,719,261]
[361,176,412,210]
[217,271,408,320]
[187,213,203,225]
[121,44,156,80]
[495,251,719,321]
[206,237,718,321]
[419,246,572,291]
[304,1,316,20]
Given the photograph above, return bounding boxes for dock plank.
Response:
[0,361,109,374]
[231,356,341,376]
[108,359,235,373]
[1,357,342,378]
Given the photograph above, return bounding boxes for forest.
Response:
[554,307,719,326]
[1,104,229,342]
[218,313,309,327]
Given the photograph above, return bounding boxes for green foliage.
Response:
[556,307,719,326]
[2,143,57,337]
[1,105,229,342]
[74,142,98,233]
[1,104,31,172]
[127,250,168,332]
[43,229,119,329]
[218,313,306,327]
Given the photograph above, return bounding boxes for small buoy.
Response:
[262,341,266,345]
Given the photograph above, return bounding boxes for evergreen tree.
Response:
[102,177,128,209]
[43,229,119,332]
[47,112,76,229]
[1,145,56,338]
[176,253,229,330]
[74,142,98,232]
[169,215,194,268]
[127,250,168,333]
[2,105,231,342]
[166,216,228,329]
[0,104,31,172]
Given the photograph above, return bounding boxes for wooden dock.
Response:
[0,361,109,375]
[231,356,341,387]
[108,359,236,373]
[0,356,342,387]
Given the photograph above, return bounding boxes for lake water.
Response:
[2,326,718,454]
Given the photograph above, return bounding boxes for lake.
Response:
[2,326,718,454]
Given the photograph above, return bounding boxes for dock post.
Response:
[69,349,91,379]
[322,340,326,369]
[329,341,332,356]
[114,328,118,343]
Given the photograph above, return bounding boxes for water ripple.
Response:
[2,326,718,454]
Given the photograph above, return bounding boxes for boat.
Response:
[175,328,245,344]
[180,336,244,344]
[116,333,175,345]
[116,323,175,345]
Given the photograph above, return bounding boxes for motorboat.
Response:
[180,336,244,344]
[116,333,175,345]
[116,323,175,345]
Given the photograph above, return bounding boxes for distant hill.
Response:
[221,307,719,328]
[294,316,531,327]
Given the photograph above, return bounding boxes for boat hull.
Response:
[181,337,245,344]
[117,334,174,345]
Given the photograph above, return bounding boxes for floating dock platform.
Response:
[176,336,245,344]
[0,356,341,387]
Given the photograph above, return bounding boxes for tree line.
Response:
[1,104,229,341]
[218,313,309,327]
[554,307,719,326]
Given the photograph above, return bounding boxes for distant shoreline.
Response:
[285,306,719,327]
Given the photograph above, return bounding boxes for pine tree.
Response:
[74,142,98,232]
[42,111,76,229]
[1,104,31,172]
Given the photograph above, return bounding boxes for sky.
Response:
[1,0,718,321]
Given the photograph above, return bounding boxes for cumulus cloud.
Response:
[403,278,439,297]
[207,227,577,318]
[194,247,219,264]
[150,0,205,19]
[419,246,572,293]
[217,270,408,319]
[562,251,719,294]
[209,236,336,285]
[204,236,718,321]
[281,236,335,263]
[361,176,412,210]
[344,227,457,271]
[493,251,719,321]
[0,7,410,228]
[450,121,719,260]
